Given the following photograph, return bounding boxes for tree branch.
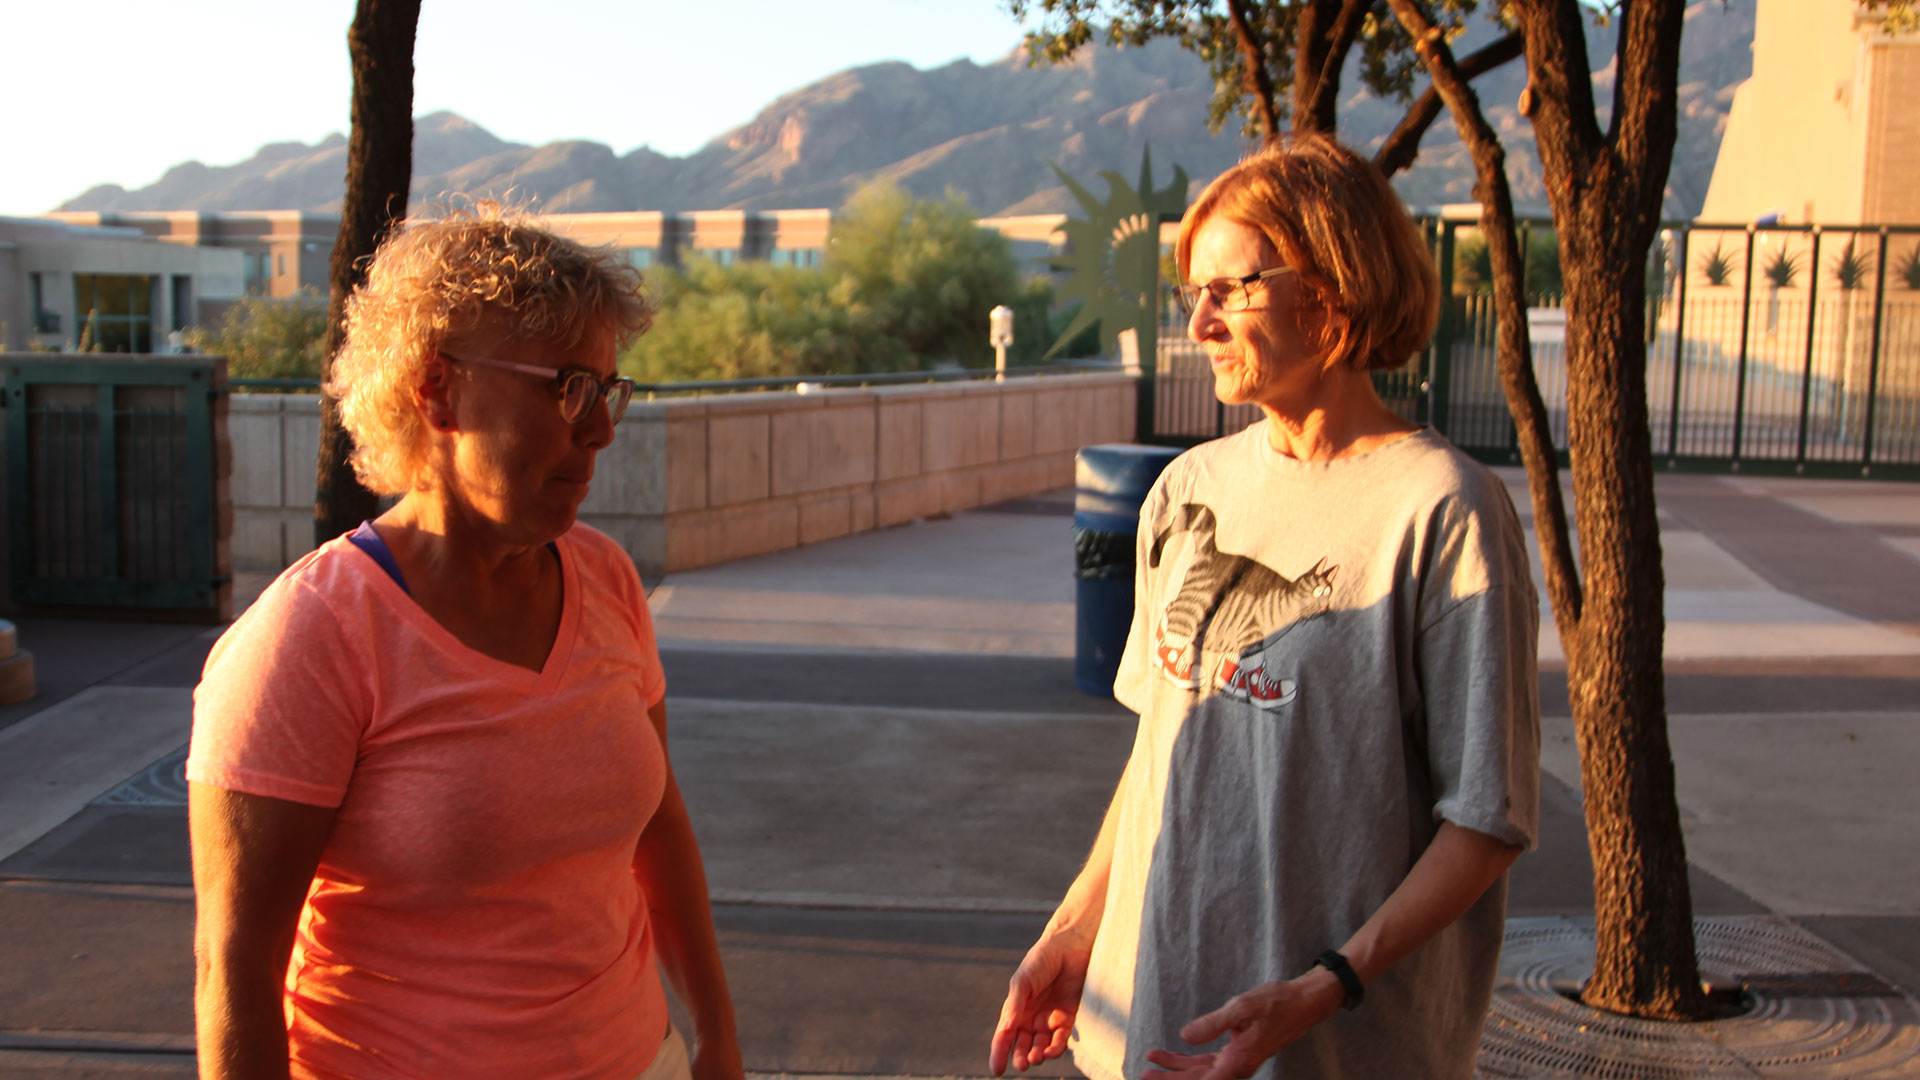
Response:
[1225,0,1283,141]
[1385,0,1584,640]
[1302,0,1369,134]
[1374,30,1525,178]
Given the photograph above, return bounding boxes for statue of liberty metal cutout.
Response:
[1044,147,1190,400]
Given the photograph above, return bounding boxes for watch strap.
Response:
[1313,949,1365,1010]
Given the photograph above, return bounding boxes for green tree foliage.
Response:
[184,290,331,380]
[1008,0,1440,138]
[623,259,888,383]
[828,181,1027,367]
[624,181,1056,382]
[1453,230,1562,300]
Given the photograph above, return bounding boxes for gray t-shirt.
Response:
[1073,424,1540,1080]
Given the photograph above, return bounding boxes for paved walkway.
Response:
[0,469,1916,1077]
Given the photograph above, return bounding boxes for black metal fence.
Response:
[1148,218,1920,481]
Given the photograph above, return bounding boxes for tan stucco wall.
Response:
[226,374,1138,576]
[1862,36,1920,223]
[1701,1,1920,225]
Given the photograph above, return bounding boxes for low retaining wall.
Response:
[231,374,1137,577]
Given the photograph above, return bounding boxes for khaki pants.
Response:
[634,1024,692,1080]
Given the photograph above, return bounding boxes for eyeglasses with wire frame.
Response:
[443,353,637,425]
[1173,266,1296,316]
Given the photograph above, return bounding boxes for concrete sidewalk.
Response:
[1,469,1917,1077]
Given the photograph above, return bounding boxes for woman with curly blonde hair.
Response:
[188,208,742,1080]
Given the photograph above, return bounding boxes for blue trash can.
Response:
[1074,443,1184,696]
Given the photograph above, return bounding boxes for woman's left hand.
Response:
[1140,971,1344,1080]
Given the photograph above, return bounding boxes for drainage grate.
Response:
[92,747,189,807]
[1738,972,1904,999]
[1477,916,1920,1078]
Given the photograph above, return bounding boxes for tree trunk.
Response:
[1384,2,1580,650]
[314,0,421,546]
[1514,0,1709,1019]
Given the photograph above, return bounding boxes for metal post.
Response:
[1430,220,1458,436]
[1668,227,1690,460]
[989,305,1014,384]
[1730,227,1758,463]
[1796,229,1822,464]
[96,383,118,581]
[1860,228,1892,472]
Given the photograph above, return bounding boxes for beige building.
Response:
[538,208,833,270]
[17,208,1071,348]
[0,216,244,352]
[44,208,842,300]
[45,210,335,300]
[1701,0,1920,226]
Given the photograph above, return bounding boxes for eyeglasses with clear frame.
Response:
[442,352,636,425]
[1173,266,1296,316]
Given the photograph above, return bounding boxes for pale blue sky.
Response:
[0,0,1038,215]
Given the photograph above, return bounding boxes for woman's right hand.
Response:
[989,926,1095,1075]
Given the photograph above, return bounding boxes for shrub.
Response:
[183,290,330,380]
[1897,247,1920,291]
[1830,241,1873,291]
[623,180,1044,382]
[1452,231,1562,302]
[827,180,1026,368]
[1761,246,1803,288]
[1697,242,1739,287]
[622,259,893,383]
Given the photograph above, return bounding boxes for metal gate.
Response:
[1144,217,1920,482]
[3,355,229,613]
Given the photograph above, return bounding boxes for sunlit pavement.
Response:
[1,472,1917,1077]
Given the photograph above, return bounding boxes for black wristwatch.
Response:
[1313,950,1365,1010]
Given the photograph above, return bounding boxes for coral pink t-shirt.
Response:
[189,524,670,1080]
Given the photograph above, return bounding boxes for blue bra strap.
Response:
[346,522,559,596]
[348,520,411,595]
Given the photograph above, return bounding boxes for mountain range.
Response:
[61,3,1753,220]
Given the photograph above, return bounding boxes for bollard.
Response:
[1074,444,1183,696]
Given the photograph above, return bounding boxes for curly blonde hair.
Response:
[1176,134,1439,372]
[328,206,652,494]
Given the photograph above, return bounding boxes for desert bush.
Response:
[624,180,1055,382]
[183,290,329,380]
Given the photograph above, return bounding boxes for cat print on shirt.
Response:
[1147,503,1337,708]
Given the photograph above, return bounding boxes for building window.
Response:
[244,252,271,296]
[769,248,822,269]
[171,275,193,331]
[277,254,286,277]
[29,272,60,334]
[695,249,736,267]
[627,248,655,269]
[72,273,156,353]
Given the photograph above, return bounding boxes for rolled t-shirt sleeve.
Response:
[1415,582,1541,849]
[188,578,370,808]
[1412,487,1541,851]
